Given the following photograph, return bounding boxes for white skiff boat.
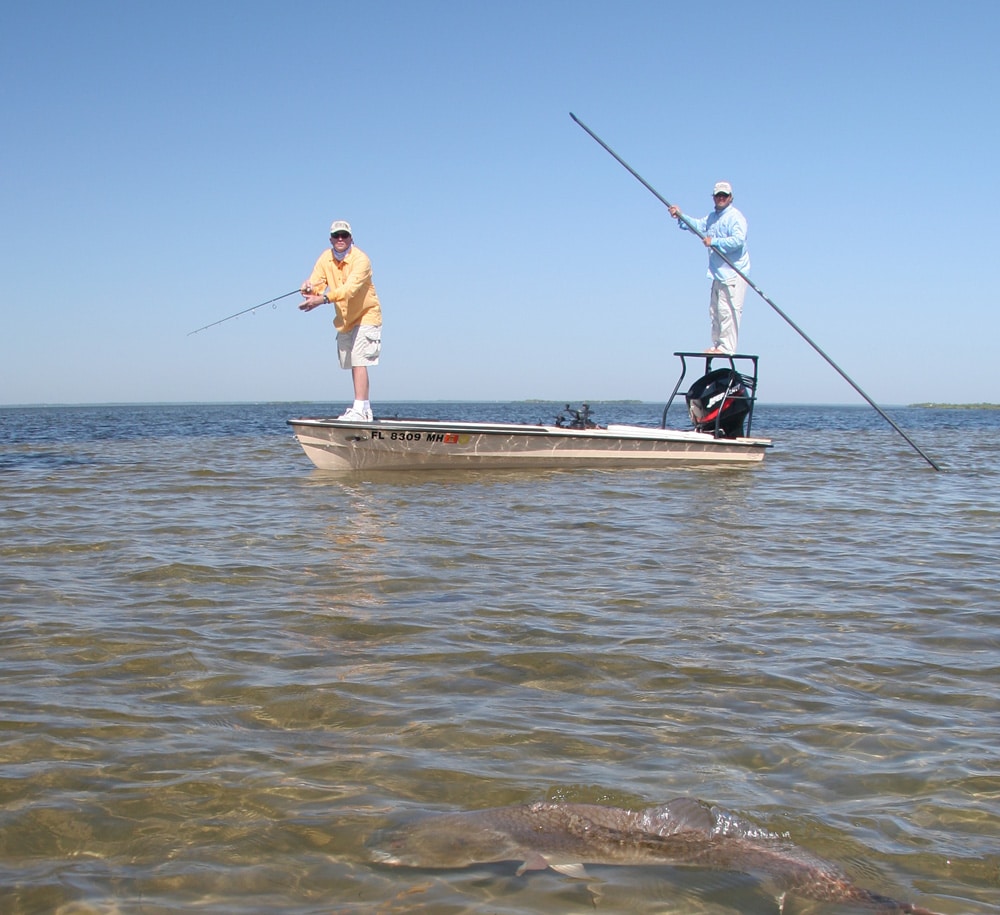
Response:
[288,353,772,472]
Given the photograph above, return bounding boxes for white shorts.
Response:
[337,325,381,369]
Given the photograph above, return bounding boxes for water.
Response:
[1,401,998,914]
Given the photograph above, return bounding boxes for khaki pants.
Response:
[709,276,747,353]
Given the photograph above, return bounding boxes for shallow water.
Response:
[1,401,998,914]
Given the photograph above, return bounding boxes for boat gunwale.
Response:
[286,417,772,449]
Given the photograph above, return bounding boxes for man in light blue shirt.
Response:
[669,181,750,354]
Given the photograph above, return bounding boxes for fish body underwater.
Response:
[370,797,941,913]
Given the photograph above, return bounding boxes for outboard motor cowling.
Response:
[686,368,750,438]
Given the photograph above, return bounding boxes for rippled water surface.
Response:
[1,402,998,914]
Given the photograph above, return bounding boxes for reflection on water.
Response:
[0,403,998,913]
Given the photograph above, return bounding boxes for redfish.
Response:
[370,797,941,913]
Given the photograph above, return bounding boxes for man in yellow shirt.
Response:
[299,220,383,421]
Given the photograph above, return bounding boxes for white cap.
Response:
[329,220,352,235]
[713,181,733,196]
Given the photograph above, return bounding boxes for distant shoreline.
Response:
[910,403,1000,409]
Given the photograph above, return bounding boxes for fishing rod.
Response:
[187,289,301,336]
[569,112,941,471]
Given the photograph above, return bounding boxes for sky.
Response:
[2,0,997,407]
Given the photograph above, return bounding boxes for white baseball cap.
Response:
[329,220,353,235]
[713,181,733,196]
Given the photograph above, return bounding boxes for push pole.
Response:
[569,113,941,471]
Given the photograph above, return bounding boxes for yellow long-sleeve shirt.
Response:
[308,245,383,333]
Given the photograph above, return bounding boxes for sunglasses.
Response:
[330,232,351,240]
[713,192,731,199]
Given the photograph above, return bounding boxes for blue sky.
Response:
[2,1,997,406]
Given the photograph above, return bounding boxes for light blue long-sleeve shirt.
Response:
[680,204,750,281]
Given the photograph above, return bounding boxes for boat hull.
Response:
[287,418,771,471]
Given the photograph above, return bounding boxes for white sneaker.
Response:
[336,407,370,422]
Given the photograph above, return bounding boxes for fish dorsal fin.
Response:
[638,797,715,836]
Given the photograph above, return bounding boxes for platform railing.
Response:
[661,352,760,437]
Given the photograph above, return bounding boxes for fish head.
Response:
[369,813,522,870]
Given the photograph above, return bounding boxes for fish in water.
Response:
[370,797,942,913]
